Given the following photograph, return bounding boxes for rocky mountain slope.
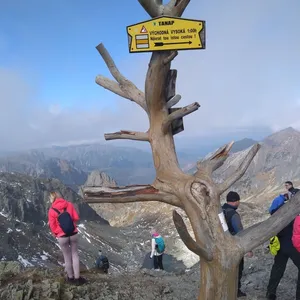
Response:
[0,242,298,300]
[0,152,87,191]
[0,127,299,299]
[85,127,300,268]
[0,171,189,273]
[214,127,300,203]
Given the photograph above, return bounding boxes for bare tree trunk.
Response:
[199,258,240,300]
[84,1,300,299]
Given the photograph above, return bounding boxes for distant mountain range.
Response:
[0,135,258,188]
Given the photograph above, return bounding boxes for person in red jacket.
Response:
[48,191,86,285]
[293,215,300,252]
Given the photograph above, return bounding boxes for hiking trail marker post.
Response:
[126,16,205,53]
[127,16,205,135]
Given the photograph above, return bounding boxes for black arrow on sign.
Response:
[154,41,192,47]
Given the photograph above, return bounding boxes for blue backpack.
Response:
[154,236,165,253]
[269,195,286,215]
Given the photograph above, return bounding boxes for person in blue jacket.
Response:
[269,194,287,215]
[266,183,300,300]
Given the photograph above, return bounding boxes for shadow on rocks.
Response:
[141,252,187,275]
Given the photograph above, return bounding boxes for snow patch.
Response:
[6,228,13,233]
[18,255,33,267]
[78,224,86,229]
[0,211,8,218]
[40,255,48,261]
[84,231,91,237]
[16,228,22,232]
[84,236,91,243]
[43,251,50,257]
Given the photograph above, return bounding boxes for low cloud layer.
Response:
[0,0,299,151]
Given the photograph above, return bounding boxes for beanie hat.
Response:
[226,191,240,202]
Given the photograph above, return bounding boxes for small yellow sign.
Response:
[127,16,205,53]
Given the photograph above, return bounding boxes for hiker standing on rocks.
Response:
[150,229,165,270]
[95,250,109,274]
[266,182,300,300]
[48,191,86,285]
[285,181,300,199]
[222,191,253,298]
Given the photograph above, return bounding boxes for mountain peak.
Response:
[264,127,300,145]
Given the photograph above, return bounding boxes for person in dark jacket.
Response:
[266,183,300,300]
[95,250,109,273]
[222,191,253,298]
[285,181,300,199]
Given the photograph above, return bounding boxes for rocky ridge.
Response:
[0,245,298,300]
[214,127,300,202]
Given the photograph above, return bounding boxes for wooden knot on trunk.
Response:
[191,181,210,207]
[183,179,210,220]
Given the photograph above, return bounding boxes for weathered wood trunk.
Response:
[199,258,240,300]
[174,180,243,300]
[85,3,300,300]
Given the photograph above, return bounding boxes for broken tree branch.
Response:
[162,102,200,134]
[196,141,234,176]
[96,43,127,85]
[104,130,149,141]
[166,94,181,109]
[138,0,163,17]
[237,193,300,253]
[173,210,213,261]
[95,43,147,112]
[218,143,260,194]
[164,51,178,65]
[95,75,128,99]
[84,185,182,208]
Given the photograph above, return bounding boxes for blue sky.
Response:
[0,1,152,110]
[0,0,299,151]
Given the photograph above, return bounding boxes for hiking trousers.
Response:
[57,233,80,279]
[267,246,300,299]
[238,258,244,290]
[154,254,164,270]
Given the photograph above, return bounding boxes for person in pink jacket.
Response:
[292,215,300,252]
[48,191,86,285]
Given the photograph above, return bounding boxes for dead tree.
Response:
[84,1,300,299]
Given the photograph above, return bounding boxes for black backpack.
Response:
[52,207,75,236]
[223,208,237,235]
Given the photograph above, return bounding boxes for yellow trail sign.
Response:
[127,16,205,53]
